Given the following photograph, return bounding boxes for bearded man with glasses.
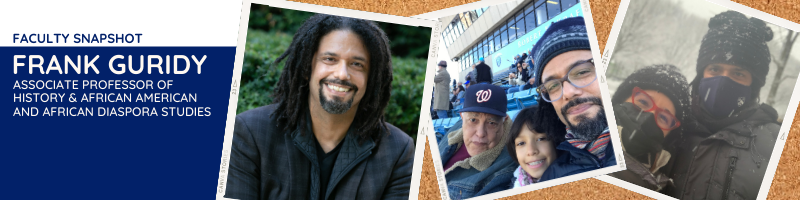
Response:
[530,17,617,182]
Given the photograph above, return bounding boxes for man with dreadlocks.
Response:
[225,14,414,200]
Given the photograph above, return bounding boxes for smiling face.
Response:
[308,30,370,115]
[624,89,676,137]
[540,50,601,126]
[460,112,505,156]
[514,124,556,179]
[703,63,753,86]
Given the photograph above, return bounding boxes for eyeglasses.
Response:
[630,87,681,131]
[537,58,596,102]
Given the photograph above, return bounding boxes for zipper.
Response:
[722,157,737,200]
[679,145,696,199]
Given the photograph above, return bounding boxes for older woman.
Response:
[439,84,518,199]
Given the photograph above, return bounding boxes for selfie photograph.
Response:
[425,0,624,199]
[598,0,800,199]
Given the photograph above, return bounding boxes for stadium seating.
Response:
[450,104,463,117]
[513,88,538,108]
[434,116,462,143]
[506,92,519,110]
[444,117,460,132]
[507,110,521,120]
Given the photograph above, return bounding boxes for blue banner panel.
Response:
[490,4,584,73]
[2,47,235,199]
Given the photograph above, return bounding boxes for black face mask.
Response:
[698,76,751,118]
[614,102,664,163]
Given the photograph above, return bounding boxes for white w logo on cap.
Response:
[476,89,492,103]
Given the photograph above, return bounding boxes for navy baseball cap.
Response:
[460,83,507,117]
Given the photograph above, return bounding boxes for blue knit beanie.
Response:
[533,16,591,84]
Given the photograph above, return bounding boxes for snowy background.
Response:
[606,0,800,122]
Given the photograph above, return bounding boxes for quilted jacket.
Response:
[224,104,415,200]
[663,104,780,200]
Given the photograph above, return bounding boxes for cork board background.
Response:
[290,0,800,199]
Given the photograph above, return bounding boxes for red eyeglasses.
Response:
[630,87,681,131]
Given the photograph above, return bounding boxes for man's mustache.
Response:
[561,97,603,116]
[320,78,358,92]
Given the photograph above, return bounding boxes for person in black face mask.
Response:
[607,65,690,192]
[663,11,781,200]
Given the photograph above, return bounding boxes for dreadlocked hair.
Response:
[271,14,394,143]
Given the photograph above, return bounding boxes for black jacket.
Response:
[475,63,493,84]
[224,104,415,200]
[539,140,618,181]
[609,152,671,191]
[664,104,780,200]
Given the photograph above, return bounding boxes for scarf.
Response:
[512,166,537,188]
[565,127,611,160]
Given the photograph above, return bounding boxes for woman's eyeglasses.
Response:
[630,87,681,131]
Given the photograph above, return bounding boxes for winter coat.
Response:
[609,151,671,191]
[538,140,618,182]
[225,104,415,200]
[475,63,493,84]
[663,104,780,200]
[438,120,518,200]
[434,68,451,110]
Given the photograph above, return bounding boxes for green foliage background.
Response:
[237,7,429,141]
[247,4,431,59]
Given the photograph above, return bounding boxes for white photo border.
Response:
[216,0,437,199]
[423,0,627,199]
[594,0,800,199]
[410,0,518,20]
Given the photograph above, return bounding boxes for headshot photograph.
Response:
[601,0,800,199]
[427,0,622,199]
[223,2,430,200]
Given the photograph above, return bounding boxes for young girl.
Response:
[506,106,565,188]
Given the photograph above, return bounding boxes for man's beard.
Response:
[318,78,359,114]
[561,97,608,141]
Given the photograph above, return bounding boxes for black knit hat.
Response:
[438,60,447,67]
[533,16,591,84]
[695,11,773,91]
[612,65,691,124]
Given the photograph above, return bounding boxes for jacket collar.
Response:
[556,140,615,166]
[291,109,377,199]
[698,105,778,148]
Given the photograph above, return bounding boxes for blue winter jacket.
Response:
[539,140,618,182]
